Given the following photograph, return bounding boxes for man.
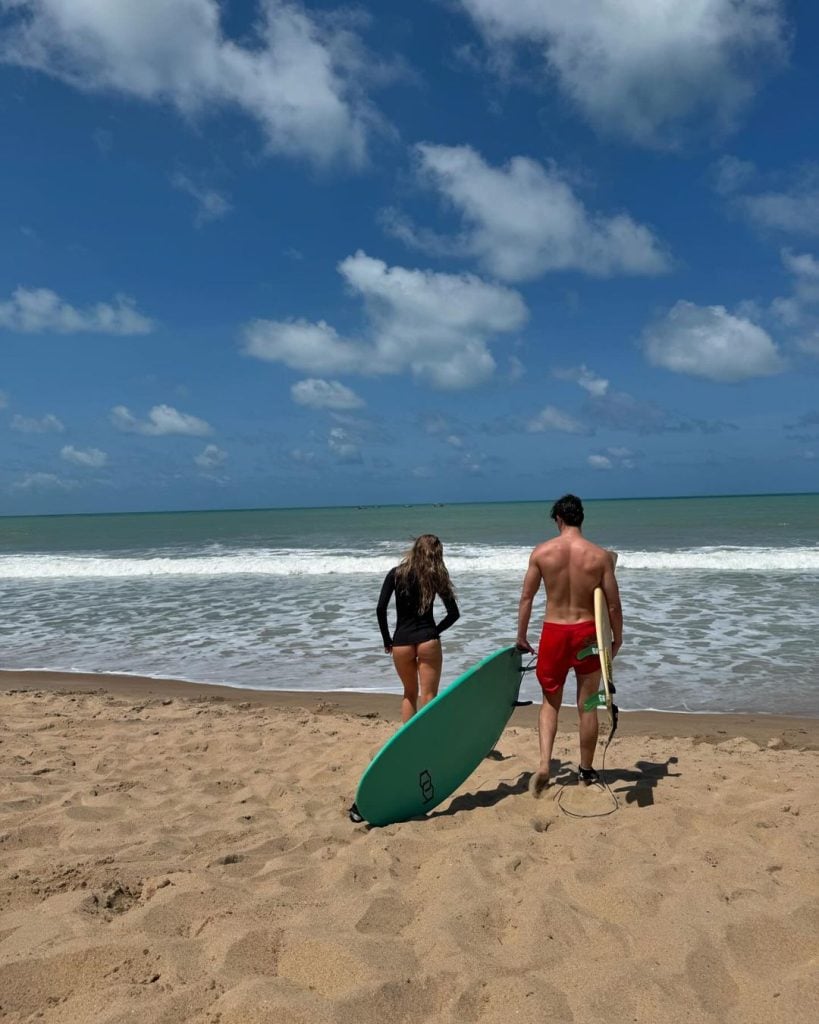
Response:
[516,494,622,796]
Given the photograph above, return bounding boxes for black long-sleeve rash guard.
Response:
[376,567,460,648]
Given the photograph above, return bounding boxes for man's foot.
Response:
[528,769,551,798]
[578,766,600,786]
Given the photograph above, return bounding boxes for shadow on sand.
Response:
[606,756,681,808]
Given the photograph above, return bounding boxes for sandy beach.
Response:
[1,671,817,1024]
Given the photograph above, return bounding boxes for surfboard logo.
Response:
[418,769,435,804]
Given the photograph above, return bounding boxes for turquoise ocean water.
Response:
[1,495,817,714]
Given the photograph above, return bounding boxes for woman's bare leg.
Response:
[417,639,443,710]
[392,645,420,722]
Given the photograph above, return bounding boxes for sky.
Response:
[1,0,819,515]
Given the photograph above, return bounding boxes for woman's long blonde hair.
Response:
[395,534,455,613]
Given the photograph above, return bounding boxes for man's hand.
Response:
[612,638,622,658]
[384,644,393,655]
[516,638,535,654]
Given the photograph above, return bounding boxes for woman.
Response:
[376,534,460,723]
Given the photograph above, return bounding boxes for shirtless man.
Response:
[515,494,622,796]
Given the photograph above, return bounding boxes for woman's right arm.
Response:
[376,569,396,650]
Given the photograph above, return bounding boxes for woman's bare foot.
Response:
[528,769,550,798]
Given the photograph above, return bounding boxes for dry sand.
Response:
[1,671,817,1024]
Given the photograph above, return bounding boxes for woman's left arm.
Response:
[435,592,460,636]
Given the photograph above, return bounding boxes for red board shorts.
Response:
[535,621,600,694]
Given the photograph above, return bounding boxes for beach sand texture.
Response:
[1,680,817,1024]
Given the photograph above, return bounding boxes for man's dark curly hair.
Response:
[550,493,584,527]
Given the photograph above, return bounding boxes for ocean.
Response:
[1,495,817,715]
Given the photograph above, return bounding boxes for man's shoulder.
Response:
[531,537,560,556]
[579,538,614,564]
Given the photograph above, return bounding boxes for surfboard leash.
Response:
[555,687,620,818]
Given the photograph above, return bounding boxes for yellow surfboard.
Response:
[593,586,615,731]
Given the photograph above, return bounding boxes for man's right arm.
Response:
[600,554,623,657]
[516,555,542,654]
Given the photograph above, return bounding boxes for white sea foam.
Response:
[1,543,818,579]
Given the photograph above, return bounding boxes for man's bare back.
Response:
[520,533,620,633]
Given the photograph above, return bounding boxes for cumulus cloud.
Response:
[0,0,378,167]
[172,173,232,225]
[291,378,364,411]
[61,445,108,468]
[0,286,153,335]
[458,0,788,147]
[11,471,75,492]
[111,404,213,436]
[11,413,65,433]
[194,443,227,468]
[588,454,613,470]
[553,364,609,397]
[642,301,785,381]
[244,250,528,390]
[527,405,589,435]
[388,144,669,281]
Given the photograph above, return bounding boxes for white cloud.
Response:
[61,445,108,468]
[588,447,635,471]
[11,471,75,492]
[0,0,375,167]
[194,443,227,468]
[712,155,757,196]
[172,173,231,225]
[244,319,362,375]
[554,364,609,397]
[458,0,788,147]
[446,434,463,448]
[11,412,65,433]
[111,404,213,436]
[393,144,669,281]
[328,426,361,463]
[0,286,153,335]
[506,355,525,383]
[781,249,819,303]
[527,405,589,434]
[291,378,364,410]
[767,249,819,348]
[642,301,785,382]
[244,250,528,390]
[740,178,819,236]
[290,447,316,464]
[797,332,819,356]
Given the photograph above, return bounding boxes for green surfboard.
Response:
[354,646,524,826]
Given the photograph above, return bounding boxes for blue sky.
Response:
[1,0,818,514]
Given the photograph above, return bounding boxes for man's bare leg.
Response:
[529,685,563,797]
[576,670,601,775]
